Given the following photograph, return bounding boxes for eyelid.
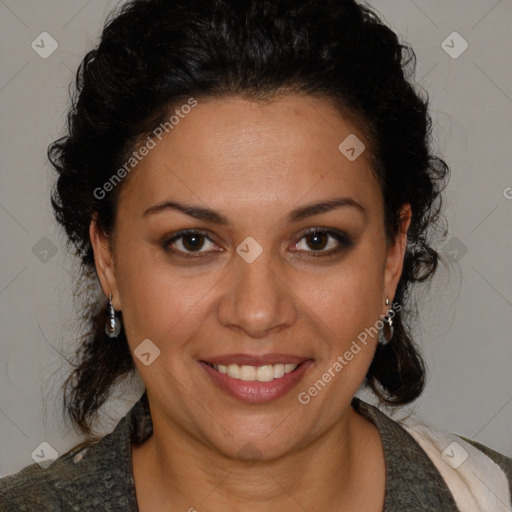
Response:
[296,226,350,241]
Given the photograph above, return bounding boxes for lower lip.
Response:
[200,361,313,404]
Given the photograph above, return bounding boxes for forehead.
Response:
[118,94,380,217]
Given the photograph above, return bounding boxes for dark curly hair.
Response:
[49,0,449,436]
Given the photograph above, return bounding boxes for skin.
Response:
[90,94,411,511]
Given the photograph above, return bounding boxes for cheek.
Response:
[298,256,384,342]
[293,259,384,412]
[115,245,220,350]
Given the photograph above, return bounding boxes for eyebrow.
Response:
[143,197,366,224]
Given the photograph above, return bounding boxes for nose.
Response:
[217,245,299,338]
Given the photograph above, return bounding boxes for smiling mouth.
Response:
[200,358,313,403]
[204,362,302,382]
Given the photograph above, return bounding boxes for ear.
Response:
[89,215,122,310]
[383,203,411,308]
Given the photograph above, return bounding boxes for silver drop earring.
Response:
[378,297,394,346]
[105,293,122,338]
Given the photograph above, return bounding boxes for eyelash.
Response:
[162,228,353,259]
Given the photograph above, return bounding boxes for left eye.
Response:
[292,229,350,255]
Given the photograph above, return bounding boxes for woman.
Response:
[1,0,510,510]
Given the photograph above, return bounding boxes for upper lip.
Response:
[201,353,311,366]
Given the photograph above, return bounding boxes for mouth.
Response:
[199,355,313,403]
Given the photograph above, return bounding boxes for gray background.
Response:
[1,0,511,477]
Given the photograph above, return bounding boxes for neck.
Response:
[132,404,385,511]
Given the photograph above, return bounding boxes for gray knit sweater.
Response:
[1,392,511,511]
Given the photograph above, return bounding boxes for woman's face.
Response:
[91,94,409,461]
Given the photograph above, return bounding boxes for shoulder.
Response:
[459,436,512,491]
[397,413,512,510]
[0,442,95,510]
[0,414,137,511]
[353,397,512,510]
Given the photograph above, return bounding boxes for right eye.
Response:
[163,229,220,258]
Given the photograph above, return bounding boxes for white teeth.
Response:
[240,365,256,381]
[210,362,299,381]
[273,364,285,379]
[256,365,275,382]
[227,364,240,379]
